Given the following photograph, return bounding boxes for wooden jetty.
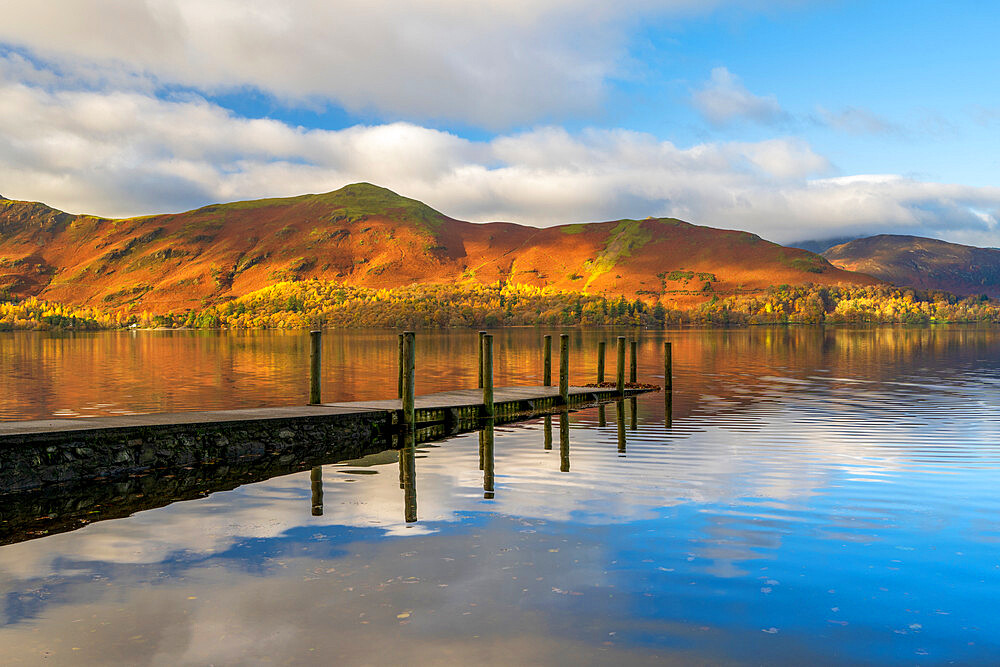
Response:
[328,384,651,429]
[0,330,673,544]
[0,331,666,496]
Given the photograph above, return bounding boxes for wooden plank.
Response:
[0,405,379,438]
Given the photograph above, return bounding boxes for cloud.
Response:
[691,67,789,127]
[0,0,778,129]
[1,55,998,246]
[816,106,899,135]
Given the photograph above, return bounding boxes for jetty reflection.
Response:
[390,384,674,524]
[310,466,323,516]
[559,411,571,472]
[400,434,417,522]
[482,419,495,499]
[395,407,590,521]
[0,396,640,547]
[617,400,626,454]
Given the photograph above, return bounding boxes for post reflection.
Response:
[543,414,552,450]
[483,419,495,499]
[479,430,485,470]
[616,399,626,455]
[665,390,673,427]
[310,466,323,516]
[629,397,637,431]
[559,410,570,472]
[598,404,606,427]
[400,432,417,522]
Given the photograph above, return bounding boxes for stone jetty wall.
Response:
[0,411,392,494]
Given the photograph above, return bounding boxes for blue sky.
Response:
[0,0,998,245]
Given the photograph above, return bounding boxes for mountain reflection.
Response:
[4,327,998,423]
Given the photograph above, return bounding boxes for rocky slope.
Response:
[823,234,1000,298]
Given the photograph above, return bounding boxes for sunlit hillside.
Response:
[0,183,875,314]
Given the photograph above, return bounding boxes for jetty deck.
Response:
[0,384,653,495]
[0,405,381,438]
[328,384,647,424]
[0,385,646,440]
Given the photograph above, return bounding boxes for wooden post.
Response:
[559,334,569,404]
[664,341,673,392]
[397,333,404,399]
[309,330,322,405]
[310,466,323,516]
[559,410,570,472]
[401,331,415,431]
[616,336,626,395]
[629,339,637,383]
[482,334,494,419]
[543,414,552,450]
[597,340,606,383]
[543,335,552,386]
[478,330,486,388]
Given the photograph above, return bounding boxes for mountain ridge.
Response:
[0,183,877,312]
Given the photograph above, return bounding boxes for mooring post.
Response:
[664,341,673,392]
[597,340,606,383]
[402,331,416,431]
[478,330,486,389]
[616,336,626,396]
[559,334,569,405]
[482,333,494,419]
[630,339,638,384]
[309,330,322,405]
[397,333,404,399]
[543,334,552,386]
[310,466,323,516]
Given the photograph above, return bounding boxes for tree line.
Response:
[2,280,998,331]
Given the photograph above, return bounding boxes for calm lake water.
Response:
[2,327,1000,664]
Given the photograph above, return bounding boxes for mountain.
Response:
[0,183,875,312]
[822,234,1000,298]
[789,236,861,254]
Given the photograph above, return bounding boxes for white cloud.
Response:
[1,55,999,246]
[691,67,788,127]
[0,0,776,129]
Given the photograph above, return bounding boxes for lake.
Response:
[1,327,999,664]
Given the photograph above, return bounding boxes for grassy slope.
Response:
[0,183,876,312]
